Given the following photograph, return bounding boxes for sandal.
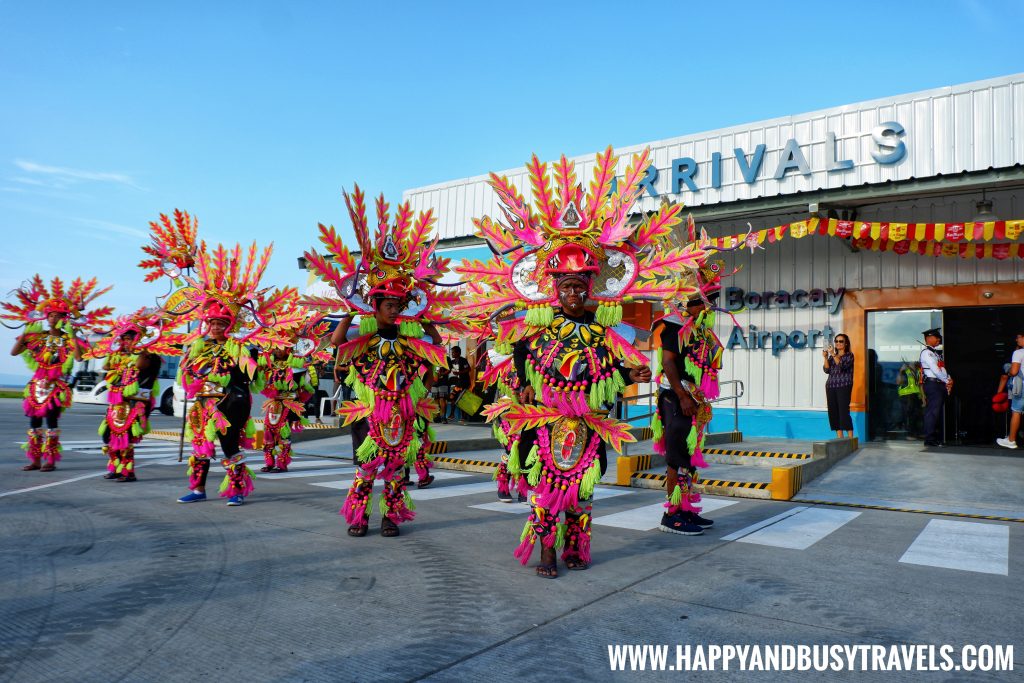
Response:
[347,524,368,537]
[416,475,435,489]
[259,465,275,473]
[565,557,590,571]
[40,464,55,472]
[535,562,558,579]
[380,518,400,537]
[22,462,41,471]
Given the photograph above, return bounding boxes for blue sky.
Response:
[1,0,1022,380]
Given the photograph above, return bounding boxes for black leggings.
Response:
[29,407,61,430]
[216,390,252,457]
[826,385,853,431]
[658,391,695,471]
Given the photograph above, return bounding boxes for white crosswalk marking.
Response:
[730,507,860,550]
[409,481,498,500]
[308,470,472,491]
[471,487,636,514]
[593,497,739,530]
[260,467,357,479]
[899,520,1009,575]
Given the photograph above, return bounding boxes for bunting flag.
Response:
[710,218,1024,260]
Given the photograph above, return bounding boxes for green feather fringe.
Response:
[399,321,424,338]
[554,522,567,549]
[525,305,554,327]
[685,355,704,385]
[355,435,378,463]
[686,425,698,454]
[651,411,664,443]
[359,316,378,335]
[97,420,107,436]
[218,474,231,494]
[507,441,522,475]
[580,459,602,500]
[526,455,543,487]
[519,519,532,542]
[595,302,623,327]
[669,483,683,505]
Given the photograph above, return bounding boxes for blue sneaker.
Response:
[177,491,207,503]
[226,495,245,506]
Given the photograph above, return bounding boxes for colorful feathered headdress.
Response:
[302,185,460,326]
[163,242,306,375]
[138,210,204,285]
[456,146,708,330]
[87,306,188,358]
[1,275,113,331]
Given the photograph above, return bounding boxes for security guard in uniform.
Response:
[920,328,952,447]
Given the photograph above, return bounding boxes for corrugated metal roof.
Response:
[404,73,1024,240]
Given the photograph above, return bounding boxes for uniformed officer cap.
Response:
[922,328,942,339]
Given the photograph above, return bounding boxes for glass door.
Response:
[866,309,942,441]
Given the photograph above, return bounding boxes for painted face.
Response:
[556,277,588,316]
[119,331,139,351]
[375,297,404,327]
[685,299,707,317]
[207,318,229,341]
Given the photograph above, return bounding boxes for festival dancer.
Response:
[478,346,529,503]
[164,240,303,506]
[4,276,112,471]
[90,308,185,481]
[652,245,733,535]
[457,147,704,577]
[252,315,331,473]
[303,186,462,537]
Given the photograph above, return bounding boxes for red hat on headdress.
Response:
[203,301,236,324]
[41,299,71,315]
[546,245,599,276]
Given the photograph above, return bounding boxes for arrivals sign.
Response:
[633,122,906,198]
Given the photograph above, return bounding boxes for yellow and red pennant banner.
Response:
[711,218,1024,260]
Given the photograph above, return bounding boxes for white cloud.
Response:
[74,217,148,239]
[13,159,145,190]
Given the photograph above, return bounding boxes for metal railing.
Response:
[615,380,745,457]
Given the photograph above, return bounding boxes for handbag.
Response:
[456,390,483,416]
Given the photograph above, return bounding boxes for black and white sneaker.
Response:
[497,490,514,503]
[659,512,704,536]
[688,512,714,528]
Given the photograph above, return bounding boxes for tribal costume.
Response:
[91,309,185,481]
[141,214,303,506]
[3,276,112,471]
[480,349,529,502]
[252,316,331,473]
[457,148,704,573]
[651,236,736,534]
[303,186,463,536]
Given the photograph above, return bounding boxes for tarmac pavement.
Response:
[0,399,1021,682]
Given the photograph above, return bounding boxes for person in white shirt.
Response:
[996,332,1024,449]
[919,328,952,448]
